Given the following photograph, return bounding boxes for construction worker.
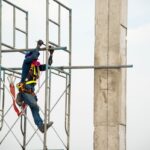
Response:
[16,40,54,133]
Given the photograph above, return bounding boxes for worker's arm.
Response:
[24,49,40,63]
[24,40,44,63]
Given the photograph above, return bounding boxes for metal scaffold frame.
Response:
[0,0,72,150]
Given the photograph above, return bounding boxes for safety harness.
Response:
[16,82,35,96]
[26,62,40,83]
[16,61,40,96]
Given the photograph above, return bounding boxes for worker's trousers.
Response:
[21,92,43,127]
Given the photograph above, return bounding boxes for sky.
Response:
[127,0,150,150]
[0,0,150,150]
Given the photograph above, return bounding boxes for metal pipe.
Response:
[25,128,41,146]
[49,19,60,26]
[58,5,61,46]
[15,27,26,34]
[0,71,5,131]
[67,9,72,150]
[49,41,59,47]
[43,0,49,149]
[1,71,5,130]
[51,126,67,149]
[49,67,70,75]
[0,0,2,132]
[1,46,68,52]
[22,114,27,150]
[1,66,21,75]
[3,119,23,147]
[53,0,71,11]
[0,116,21,144]
[121,23,127,30]
[8,65,133,71]
[2,42,25,54]
[2,42,15,49]
[13,7,16,48]
[54,64,133,69]
[22,10,28,150]
[26,12,29,53]
[48,69,51,122]
[52,46,67,50]
[20,115,24,135]
[50,84,70,113]
[51,71,66,78]
[4,72,20,79]
[21,114,27,150]
[0,0,2,92]
[3,0,28,13]
[8,66,70,75]
[65,75,69,136]
[21,113,43,145]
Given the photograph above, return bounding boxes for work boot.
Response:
[38,121,53,133]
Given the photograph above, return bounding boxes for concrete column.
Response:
[94,0,127,150]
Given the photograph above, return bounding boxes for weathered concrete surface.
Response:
[94,0,127,150]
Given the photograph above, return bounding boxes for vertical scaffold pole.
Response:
[22,11,28,150]
[67,9,72,150]
[58,4,61,46]
[0,0,2,107]
[13,6,16,48]
[44,0,49,149]
[26,12,28,50]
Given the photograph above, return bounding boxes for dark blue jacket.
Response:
[21,48,46,83]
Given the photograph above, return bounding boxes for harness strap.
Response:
[20,89,35,96]
[26,80,37,84]
[27,63,40,81]
[16,82,36,96]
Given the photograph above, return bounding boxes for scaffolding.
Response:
[0,0,72,150]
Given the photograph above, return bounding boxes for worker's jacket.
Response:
[18,48,52,93]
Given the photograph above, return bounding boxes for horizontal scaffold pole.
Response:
[7,65,133,71]
[53,65,133,69]
[3,0,28,13]
[1,46,69,53]
[0,66,21,75]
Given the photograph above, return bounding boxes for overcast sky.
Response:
[0,0,150,150]
[127,0,150,150]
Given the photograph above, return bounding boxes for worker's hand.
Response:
[37,40,44,47]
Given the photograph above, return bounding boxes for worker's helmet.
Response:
[37,40,44,46]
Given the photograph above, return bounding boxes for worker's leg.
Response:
[21,93,43,127]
